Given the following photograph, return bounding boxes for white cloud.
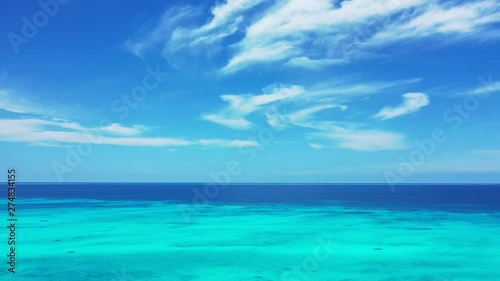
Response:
[202,84,305,129]
[375,92,430,120]
[0,118,192,147]
[221,0,428,73]
[203,78,420,130]
[127,1,500,73]
[0,91,259,148]
[265,113,287,130]
[369,0,500,45]
[0,89,88,119]
[201,114,253,130]
[320,128,408,151]
[127,0,266,61]
[468,80,500,96]
[100,123,148,136]
[310,143,325,149]
[289,104,347,122]
[285,57,347,69]
[201,78,424,153]
[0,118,256,148]
[222,42,296,74]
[125,6,199,58]
[0,102,27,113]
[201,0,266,31]
[266,104,347,129]
[0,90,41,114]
[223,84,305,113]
[198,139,257,147]
[199,78,415,151]
[86,136,193,147]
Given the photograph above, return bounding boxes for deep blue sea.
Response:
[20,183,500,212]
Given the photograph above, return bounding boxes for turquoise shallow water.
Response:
[4,197,500,281]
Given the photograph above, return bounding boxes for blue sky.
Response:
[0,0,499,183]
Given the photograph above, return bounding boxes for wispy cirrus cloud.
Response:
[0,91,258,148]
[226,0,500,73]
[127,0,500,74]
[202,84,305,129]
[221,0,424,73]
[465,80,500,96]
[375,92,430,120]
[0,90,46,115]
[202,78,420,151]
[285,57,347,70]
[0,90,89,119]
[317,128,408,151]
[266,104,347,131]
[201,114,252,130]
[368,0,500,46]
[126,0,266,61]
[125,6,199,58]
[203,78,422,131]
[0,118,257,148]
[99,123,149,136]
[198,139,257,148]
[200,0,267,32]
[222,42,296,74]
[309,143,325,150]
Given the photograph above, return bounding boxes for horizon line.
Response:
[12,182,500,185]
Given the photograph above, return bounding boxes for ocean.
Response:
[3,183,500,280]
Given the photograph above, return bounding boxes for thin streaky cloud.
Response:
[100,123,149,136]
[202,84,305,129]
[266,104,347,130]
[285,57,347,69]
[200,0,266,31]
[198,139,258,147]
[368,0,500,46]
[470,81,500,96]
[0,90,42,114]
[0,118,256,148]
[309,143,325,149]
[203,78,422,130]
[127,0,266,60]
[125,6,200,58]
[127,0,500,74]
[375,93,430,120]
[201,114,253,130]
[318,129,408,151]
